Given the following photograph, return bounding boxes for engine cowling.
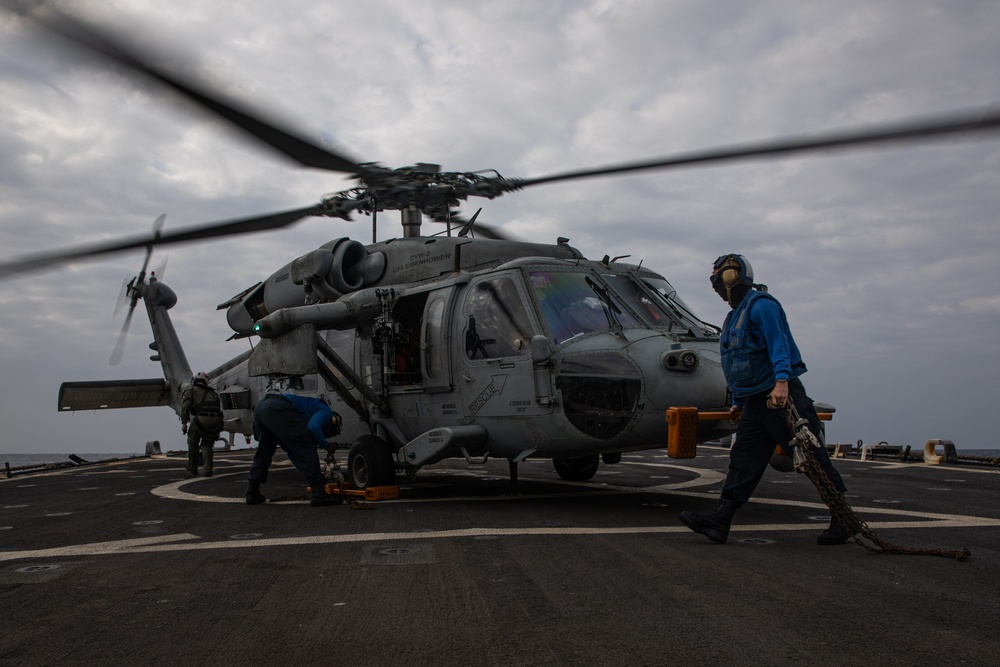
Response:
[224,238,386,336]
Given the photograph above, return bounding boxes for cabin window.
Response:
[387,293,426,385]
[424,296,446,380]
[463,276,534,360]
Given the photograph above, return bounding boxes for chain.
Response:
[780,403,970,561]
[324,448,375,510]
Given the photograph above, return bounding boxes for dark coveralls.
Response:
[180,384,223,476]
[249,393,333,492]
[720,289,846,505]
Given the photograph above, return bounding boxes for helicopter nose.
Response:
[629,338,728,444]
[639,339,726,411]
[552,337,727,446]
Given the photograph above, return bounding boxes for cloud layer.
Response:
[1,0,998,454]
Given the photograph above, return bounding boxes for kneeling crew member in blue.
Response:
[246,393,343,506]
[679,254,851,545]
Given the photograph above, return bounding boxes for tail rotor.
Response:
[109,215,165,366]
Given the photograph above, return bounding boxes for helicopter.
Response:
[3,6,1000,488]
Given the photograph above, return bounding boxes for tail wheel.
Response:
[553,454,600,482]
[347,435,395,489]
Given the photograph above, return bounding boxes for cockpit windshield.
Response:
[600,273,684,331]
[529,268,717,344]
[529,270,640,345]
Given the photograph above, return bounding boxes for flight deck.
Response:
[1,447,998,666]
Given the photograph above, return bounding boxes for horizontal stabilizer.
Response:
[58,379,170,411]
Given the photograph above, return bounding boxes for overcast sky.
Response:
[1,0,998,456]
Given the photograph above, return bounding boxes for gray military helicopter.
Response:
[3,6,1000,489]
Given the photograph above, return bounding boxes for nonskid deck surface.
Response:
[2,447,998,666]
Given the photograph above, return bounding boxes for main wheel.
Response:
[553,454,600,482]
[347,435,395,489]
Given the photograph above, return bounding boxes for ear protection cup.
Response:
[711,254,757,303]
[711,254,754,288]
[720,266,740,287]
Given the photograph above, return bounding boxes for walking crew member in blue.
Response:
[679,254,851,545]
[246,392,343,506]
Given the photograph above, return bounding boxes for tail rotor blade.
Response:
[113,276,131,317]
[137,214,166,278]
[109,306,135,366]
[111,213,164,344]
[151,254,168,281]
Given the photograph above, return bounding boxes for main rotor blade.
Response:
[514,108,1000,188]
[16,5,366,174]
[0,205,324,279]
[463,222,509,240]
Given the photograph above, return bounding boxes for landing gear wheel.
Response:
[553,454,600,482]
[347,435,395,489]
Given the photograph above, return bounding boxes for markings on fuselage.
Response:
[467,374,507,415]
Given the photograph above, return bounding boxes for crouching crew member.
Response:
[679,254,851,546]
[247,392,343,506]
[180,372,223,477]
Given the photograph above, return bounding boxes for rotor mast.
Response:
[402,206,422,238]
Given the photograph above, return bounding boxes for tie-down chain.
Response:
[780,402,969,560]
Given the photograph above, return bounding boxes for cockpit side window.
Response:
[601,274,672,328]
[463,276,535,360]
[640,276,717,337]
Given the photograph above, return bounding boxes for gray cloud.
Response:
[1,0,998,455]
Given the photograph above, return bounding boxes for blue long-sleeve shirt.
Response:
[281,393,334,448]
[720,290,805,404]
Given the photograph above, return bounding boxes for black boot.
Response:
[310,482,343,507]
[679,499,741,544]
[817,519,852,545]
[245,482,266,505]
